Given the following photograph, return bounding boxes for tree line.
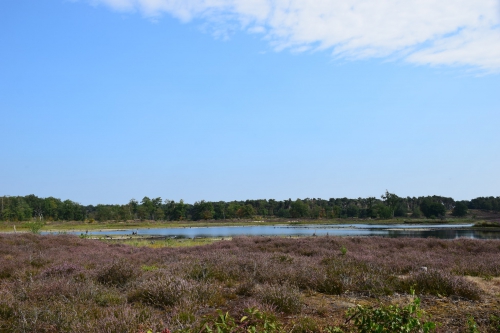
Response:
[0,192,498,222]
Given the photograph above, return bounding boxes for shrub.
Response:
[235,280,255,296]
[141,265,158,272]
[0,263,14,279]
[346,295,436,333]
[315,271,345,295]
[489,314,500,331]
[191,281,226,307]
[187,263,213,281]
[94,290,125,306]
[28,253,49,268]
[203,307,283,333]
[318,257,396,295]
[42,263,81,277]
[403,270,482,300]
[257,284,302,314]
[467,316,480,333]
[23,221,45,234]
[128,274,190,307]
[96,259,137,287]
[0,303,14,320]
[291,316,318,333]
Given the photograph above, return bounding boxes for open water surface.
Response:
[46,223,500,239]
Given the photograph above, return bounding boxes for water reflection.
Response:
[43,223,500,240]
[386,229,500,239]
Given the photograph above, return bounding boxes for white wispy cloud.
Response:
[87,0,500,71]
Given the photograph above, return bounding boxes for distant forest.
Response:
[0,192,499,222]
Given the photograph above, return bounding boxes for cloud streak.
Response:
[87,0,500,71]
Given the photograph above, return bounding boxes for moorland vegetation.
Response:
[0,234,499,332]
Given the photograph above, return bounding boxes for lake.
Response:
[48,223,500,239]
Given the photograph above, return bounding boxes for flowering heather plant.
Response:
[403,269,482,300]
[256,283,302,314]
[0,234,499,332]
[128,273,191,308]
[97,259,138,287]
[42,262,82,277]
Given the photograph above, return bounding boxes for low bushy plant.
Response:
[257,283,302,314]
[96,259,137,287]
[346,294,436,333]
[235,279,255,296]
[42,263,81,277]
[0,262,14,279]
[94,289,125,306]
[203,307,283,333]
[23,221,45,234]
[489,314,500,331]
[403,270,482,300]
[290,316,318,333]
[467,316,480,333]
[128,274,190,307]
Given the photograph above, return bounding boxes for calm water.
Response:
[47,223,500,240]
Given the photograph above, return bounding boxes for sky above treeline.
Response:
[1,0,499,205]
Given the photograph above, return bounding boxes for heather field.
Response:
[0,235,499,332]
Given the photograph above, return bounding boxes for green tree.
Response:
[166,199,187,220]
[129,199,138,219]
[213,201,226,220]
[96,205,113,222]
[411,206,423,218]
[420,198,446,218]
[192,200,215,221]
[226,202,241,219]
[141,197,153,220]
[366,197,378,218]
[376,204,393,219]
[290,199,309,218]
[346,204,360,218]
[452,202,468,217]
[151,197,163,220]
[43,197,61,221]
[136,205,147,221]
[381,190,400,218]
[267,199,278,216]
[0,196,32,221]
[237,204,255,218]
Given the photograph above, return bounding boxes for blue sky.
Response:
[1,0,499,205]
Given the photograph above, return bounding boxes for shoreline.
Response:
[0,218,480,233]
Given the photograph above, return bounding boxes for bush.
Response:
[346,295,436,333]
[94,290,125,306]
[257,284,302,314]
[96,260,137,287]
[315,271,345,295]
[290,316,318,333]
[203,307,283,333]
[42,263,81,277]
[23,221,45,234]
[235,280,255,296]
[403,270,482,300]
[0,262,14,279]
[128,274,190,307]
